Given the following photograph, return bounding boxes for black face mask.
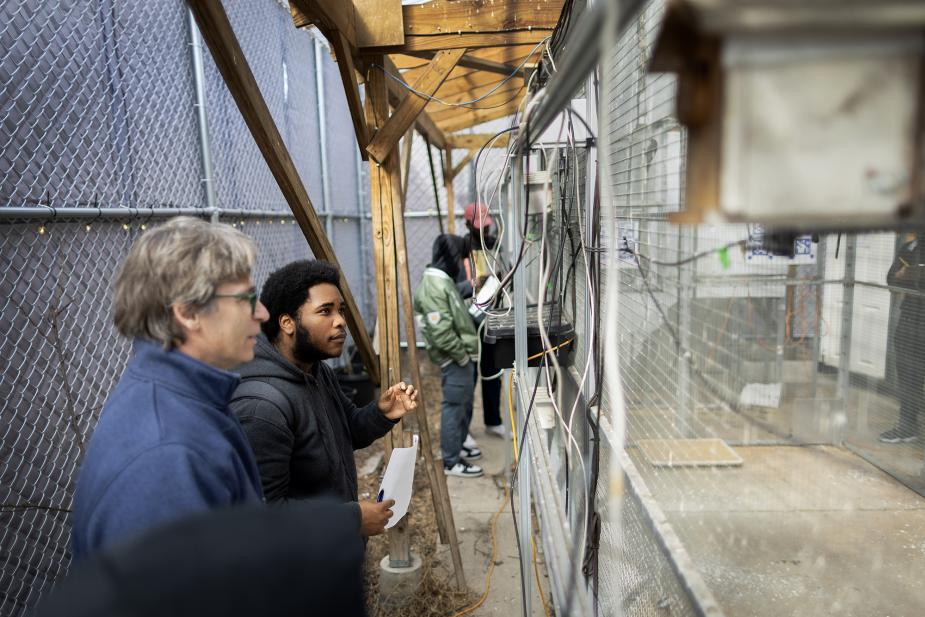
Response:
[292,321,330,366]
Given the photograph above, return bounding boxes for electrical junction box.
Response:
[649,0,925,229]
[483,304,576,370]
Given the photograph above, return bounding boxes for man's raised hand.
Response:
[378,382,418,420]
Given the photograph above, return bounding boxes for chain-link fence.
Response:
[591,0,925,614]
[0,1,373,613]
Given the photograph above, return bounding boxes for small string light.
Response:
[122,223,130,231]
[140,223,147,231]
[279,219,285,225]
[37,225,46,235]
[85,224,92,232]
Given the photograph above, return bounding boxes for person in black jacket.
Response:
[36,500,365,617]
[459,203,505,438]
[230,260,418,536]
[880,232,925,443]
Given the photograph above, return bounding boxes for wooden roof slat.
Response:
[447,133,511,150]
[395,0,559,37]
[437,100,523,133]
[426,78,524,113]
[367,48,465,163]
[382,55,447,149]
[364,30,551,53]
[405,50,517,77]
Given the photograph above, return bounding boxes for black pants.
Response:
[894,302,925,432]
[479,339,502,427]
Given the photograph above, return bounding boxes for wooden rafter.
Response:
[329,30,369,157]
[361,0,558,52]
[405,50,518,77]
[290,0,356,43]
[437,100,523,133]
[382,55,448,149]
[367,48,465,162]
[432,71,523,98]
[447,132,511,150]
[188,0,379,383]
[427,81,524,118]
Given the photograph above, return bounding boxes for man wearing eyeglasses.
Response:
[71,217,270,559]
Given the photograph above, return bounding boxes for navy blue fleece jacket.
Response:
[71,340,264,560]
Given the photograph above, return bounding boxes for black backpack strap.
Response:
[232,380,294,428]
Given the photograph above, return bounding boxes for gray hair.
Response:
[113,216,256,348]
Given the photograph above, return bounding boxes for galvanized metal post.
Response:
[838,235,857,419]
[511,147,532,617]
[187,8,218,221]
[811,241,827,398]
[677,225,694,435]
[314,37,334,242]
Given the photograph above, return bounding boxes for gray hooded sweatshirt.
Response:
[230,335,396,504]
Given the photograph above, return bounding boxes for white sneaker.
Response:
[485,425,506,439]
[460,445,482,460]
[444,462,484,478]
[463,433,478,449]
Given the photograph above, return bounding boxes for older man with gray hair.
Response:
[71,217,270,559]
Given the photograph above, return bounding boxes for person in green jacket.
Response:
[414,235,484,478]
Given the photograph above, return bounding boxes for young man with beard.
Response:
[230,260,418,536]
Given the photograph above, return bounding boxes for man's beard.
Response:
[292,322,332,365]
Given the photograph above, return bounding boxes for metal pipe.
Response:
[314,37,335,243]
[837,235,858,437]
[0,206,301,220]
[511,148,532,617]
[523,0,646,145]
[187,8,218,219]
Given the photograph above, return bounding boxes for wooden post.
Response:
[394,130,467,589]
[365,56,411,567]
[186,0,379,382]
[443,146,456,235]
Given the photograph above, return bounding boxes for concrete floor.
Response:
[631,445,925,617]
[433,423,553,616]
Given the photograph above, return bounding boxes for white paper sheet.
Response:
[377,434,418,529]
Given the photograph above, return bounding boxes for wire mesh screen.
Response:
[0,1,370,613]
[596,0,925,615]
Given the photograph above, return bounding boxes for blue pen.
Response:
[376,489,384,503]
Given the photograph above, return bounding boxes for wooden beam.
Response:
[367,48,465,163]
[430,78,523,107]
[400,0,561,35]
[289,0,356,45]
[443,147,456,235]
[432,71,524,99]
[447,132,511,150]
[329,30,369,158]
[354,0,404,47]
[406,50,518,77]
[393,136,467,590]
[427,82,524,121]
[383,55,447,150]
[367,30,553,53]
[450,148,479,180]
[187,0,379,384]
[438,100,522,133]
[400,128,414,203]
[360,0,560,53]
